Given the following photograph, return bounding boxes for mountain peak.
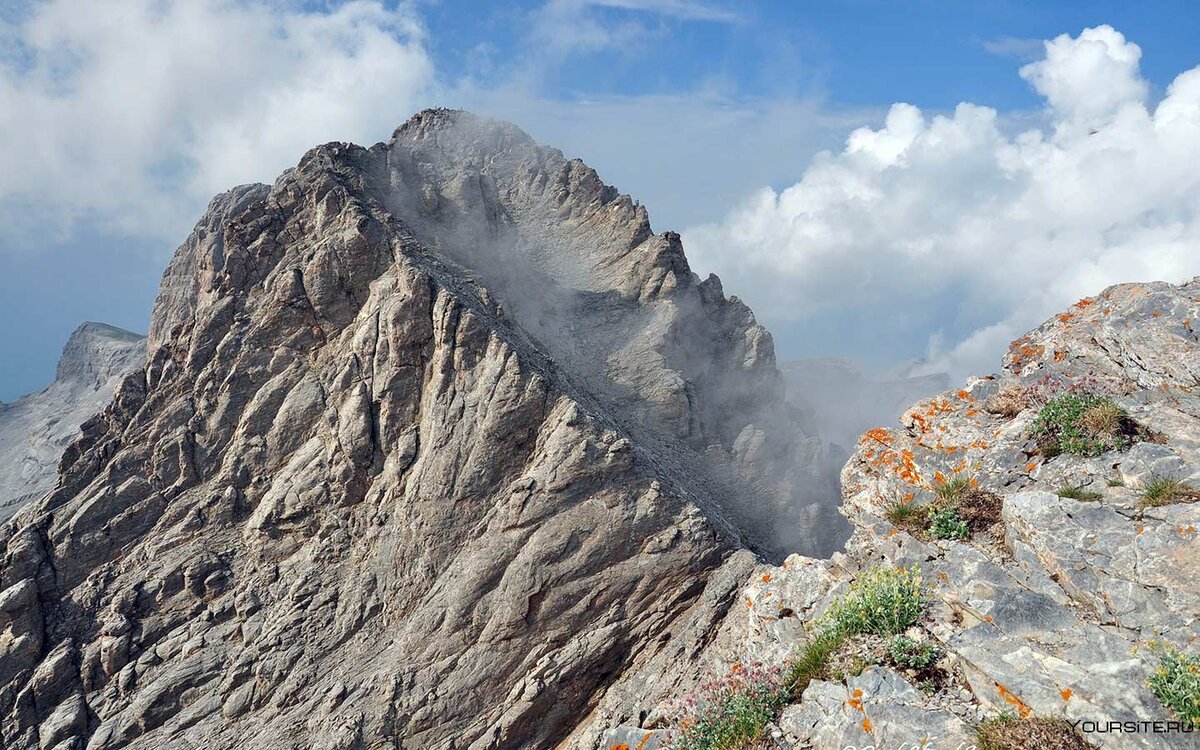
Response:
[0,322,146,519]
[56,321,146,384]
[0,112,843,748]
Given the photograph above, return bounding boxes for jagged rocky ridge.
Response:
[0,110,842,750]
[0,323,146,520]
[604,280,1200,749]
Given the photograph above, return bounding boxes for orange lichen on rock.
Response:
[862,428,893,446]
[925,398,956,417]
[1075,298,1095,308]
[761,573,772,583]
[861,718,873,732]
[1007,336,1046,371]
[1061,688,1073,702]
[898,449,921,484]
[996,682,1033,718]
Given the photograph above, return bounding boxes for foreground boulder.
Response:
[606,279,1200,749]
[0,110,841,749]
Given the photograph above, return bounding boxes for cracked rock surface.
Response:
[604,280,1200,749]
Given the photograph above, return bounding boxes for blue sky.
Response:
[2,0,1200,400]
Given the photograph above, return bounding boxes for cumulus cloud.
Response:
[682,25,1200,380]
[0,0,432,244]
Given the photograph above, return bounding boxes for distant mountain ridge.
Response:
[0,322,146,519]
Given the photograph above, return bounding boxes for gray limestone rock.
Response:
[613,278,1200,750]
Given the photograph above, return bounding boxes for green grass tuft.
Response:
[783,632,844,698]
[885,498,927,532]
[1031,393,1133,457]
[1055,485,1102,501]
[1139,474,1200,508]
[934,474,972,503]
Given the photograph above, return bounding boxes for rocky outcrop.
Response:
[603,280,1200,749]
[0,110,841,749]
[0,323,146,520]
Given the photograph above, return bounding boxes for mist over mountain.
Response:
[782,358,951,454]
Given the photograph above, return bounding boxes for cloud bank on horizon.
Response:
[683,25,1200,380]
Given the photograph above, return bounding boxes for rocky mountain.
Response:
[0,323,146,520]
[603,279,1200,749]
[0,110,843,750]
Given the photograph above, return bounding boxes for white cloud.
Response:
[1020,25,1148,132]
[682,25,1200,380]
[453,85,872,229]
[0,0,432,244]
[529,0,738,57]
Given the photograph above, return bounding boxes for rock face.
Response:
[0,110,841,749]
[0,323,146,520]
[603,280,1200,749]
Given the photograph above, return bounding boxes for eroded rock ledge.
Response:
[604,279,1200,750]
